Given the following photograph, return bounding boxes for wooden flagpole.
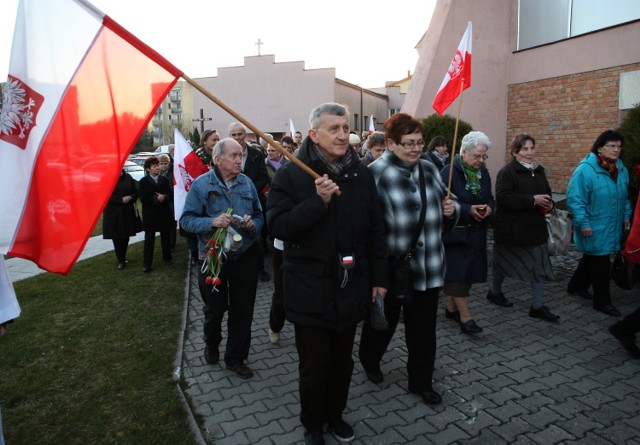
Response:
[182,74,321,182]
[446,78,466,197]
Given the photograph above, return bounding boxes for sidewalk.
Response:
[4,232,145,283]
[179,239,640,445]
[8,234,639,444]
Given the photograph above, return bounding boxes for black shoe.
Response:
[567,287,593,299]
[142,266,151,273]
[226,362,254,379]
[609,323,640,358]
[529,305,560,322]
[595,304,621,317]
[444,307,461,323]
[364,367,383,384]
[303,430,325,445]
[412,389,443,405]
[487,290,513,307]
[118,262,126,270]
[204,345,219,365]
[460,319,483,334]
[259,270,271,282]
[327,418,354,443]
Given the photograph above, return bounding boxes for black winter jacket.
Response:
[102,171,139,239]
[493,160,551,246]
[267,138,388,331]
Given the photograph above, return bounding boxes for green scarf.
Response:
[460,157,481,197]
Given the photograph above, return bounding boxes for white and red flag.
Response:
[289,118,296,139]
[0,0,181,275]
[432,21,472,116]
[369,115,376,133]
[173,129,209,220]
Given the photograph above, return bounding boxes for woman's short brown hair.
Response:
[384,113,423,144]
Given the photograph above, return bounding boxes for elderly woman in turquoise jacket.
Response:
[567,130,632,317]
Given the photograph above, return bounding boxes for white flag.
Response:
[173,129,203,220]
[289,118,296,138]
[0,257,20,325]
[369,115,376,133]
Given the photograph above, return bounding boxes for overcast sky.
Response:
[0,0,437,89]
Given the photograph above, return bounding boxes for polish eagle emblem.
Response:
[0,75,44,150]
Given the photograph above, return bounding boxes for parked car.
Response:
[123,161,145,181]
[155,145,171,154]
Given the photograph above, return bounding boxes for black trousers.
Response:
[198,246,259,365]
[294,324,357,432]
[143,230,172,268]
[359,288,439,393]
[616,307,640,335]
[568,254,612,307]
[112,238,129,264]
[269,247,285,333]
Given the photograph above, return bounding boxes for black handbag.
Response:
[388,166,427,305]
[442,225,470,246]
[611,251,637,290]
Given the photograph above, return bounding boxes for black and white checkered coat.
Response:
[369,151,458,291]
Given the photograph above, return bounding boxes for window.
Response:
[518,0,640,50]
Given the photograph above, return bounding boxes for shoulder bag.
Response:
[546,208,571,256]
[388,166,426,305]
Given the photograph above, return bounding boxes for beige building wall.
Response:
[189,55,390,140]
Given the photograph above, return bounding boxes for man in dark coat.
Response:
[267,103,387,445]
[228,122,271,282]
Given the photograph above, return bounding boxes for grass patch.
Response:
[0,239,197,445]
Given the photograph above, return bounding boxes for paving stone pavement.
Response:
[179,237,640,445]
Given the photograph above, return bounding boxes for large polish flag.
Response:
[0,0,182,275]
[432,21,472,116]
[173,129,209,220]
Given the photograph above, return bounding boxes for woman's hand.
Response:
[471,204,491,221]
[442,196,455,218]
[580,227,593,237]
[534,194,553,210]
[156,192,165,203]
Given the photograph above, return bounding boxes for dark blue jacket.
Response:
[440,157,494,284]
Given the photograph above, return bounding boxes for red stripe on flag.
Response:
[9,24,178,274]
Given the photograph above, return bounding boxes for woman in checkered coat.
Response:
[358,113,458,406]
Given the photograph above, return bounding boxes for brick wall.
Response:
[507,63,640,193]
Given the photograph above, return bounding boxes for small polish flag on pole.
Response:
[369,115,376,133]
[432,21,472,116]
[289,118,296,139]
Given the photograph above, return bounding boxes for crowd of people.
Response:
[97,102,637,445]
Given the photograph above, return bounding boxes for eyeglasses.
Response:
[604,143,622,150]
[398,140,425,149]
[471,153,489,161]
